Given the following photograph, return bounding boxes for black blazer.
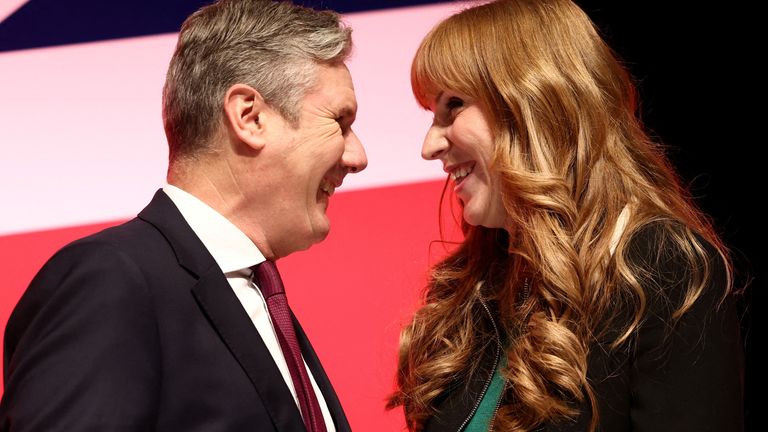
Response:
[0,190,351,432]
[425,224,744,431]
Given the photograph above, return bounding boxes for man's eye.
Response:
[336,118,348,133]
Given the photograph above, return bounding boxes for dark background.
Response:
[0,0,757,428]
[576,2,758,429]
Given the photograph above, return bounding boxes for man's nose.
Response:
[342,130,368,173]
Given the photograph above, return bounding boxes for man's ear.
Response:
[223,84,271,151]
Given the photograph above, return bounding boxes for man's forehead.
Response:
[318,74,357,112]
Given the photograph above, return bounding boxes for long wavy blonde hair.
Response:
[388,1,732,431]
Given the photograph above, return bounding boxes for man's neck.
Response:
[168,163,275,260]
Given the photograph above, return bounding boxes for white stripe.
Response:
[0,3,464,236]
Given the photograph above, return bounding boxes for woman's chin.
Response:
[463,205,505,229]
[462,207,484,227]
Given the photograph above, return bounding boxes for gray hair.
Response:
[162,0,352,161]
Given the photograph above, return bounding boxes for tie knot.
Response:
[251,260,285,298]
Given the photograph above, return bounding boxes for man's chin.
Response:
[311,219,331,243]
[272,217,329,257]
[303,212,331,247]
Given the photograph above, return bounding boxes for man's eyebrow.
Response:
[337,106,356,119]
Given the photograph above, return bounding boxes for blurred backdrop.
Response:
[0,1,757,430]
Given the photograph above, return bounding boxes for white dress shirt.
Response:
[163,185,336,431]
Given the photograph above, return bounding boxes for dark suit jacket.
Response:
[425,224,744,431]
[0,190,350,432]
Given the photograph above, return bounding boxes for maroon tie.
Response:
[252,261,327,432]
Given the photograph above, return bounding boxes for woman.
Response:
[388,0,743,431]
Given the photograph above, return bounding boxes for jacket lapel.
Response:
[192,270,305,431]
[138,189,305,431]
[293,314,351,432]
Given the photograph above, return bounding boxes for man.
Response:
[0,0,366,430]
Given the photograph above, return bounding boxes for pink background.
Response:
[0,3,468,430]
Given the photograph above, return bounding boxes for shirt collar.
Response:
[163,184,265,273]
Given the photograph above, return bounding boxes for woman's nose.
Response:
[421,125,448,160]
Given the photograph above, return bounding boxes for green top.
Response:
[464,356,506,431]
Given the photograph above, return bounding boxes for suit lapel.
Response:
[294,314,351,432]
[192,270,305,431]
[138,190,305,431]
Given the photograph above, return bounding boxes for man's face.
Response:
[263,64,367,256]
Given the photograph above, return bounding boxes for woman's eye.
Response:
[446,97,464,111]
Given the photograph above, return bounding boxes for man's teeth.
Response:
[451,166,473,182]
[320,180,335,196]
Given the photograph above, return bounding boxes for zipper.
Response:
[456,297,503,432]
[487,386,504,432]
[520,277,531,304]
[486,278,529,432]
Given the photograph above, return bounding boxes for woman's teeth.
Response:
[451,165,473,182]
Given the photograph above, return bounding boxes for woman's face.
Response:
[422,90,507,229]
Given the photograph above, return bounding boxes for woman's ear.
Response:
[223,83,270,151]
